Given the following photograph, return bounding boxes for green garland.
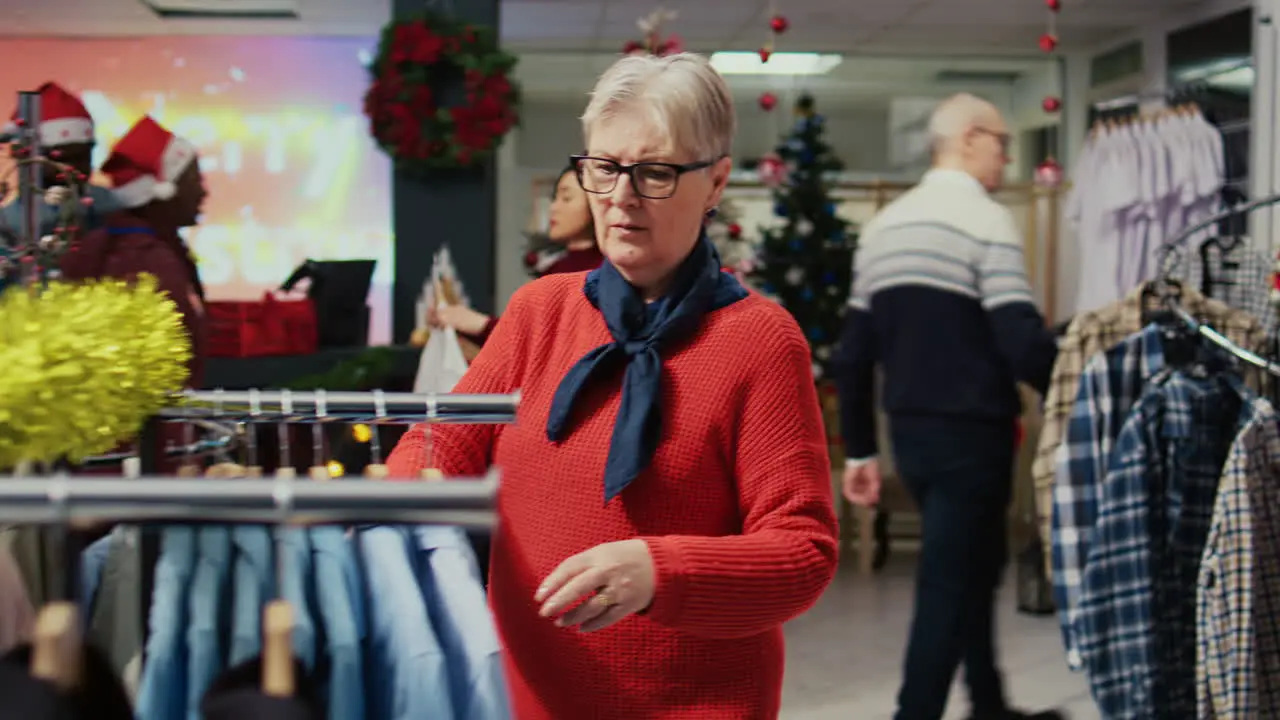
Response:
[363,11,521,174]
[283,347,398,391]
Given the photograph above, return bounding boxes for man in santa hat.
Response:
[60,114,208,388]
[0,82,123,242]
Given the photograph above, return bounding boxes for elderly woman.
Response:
[387,52,838,719]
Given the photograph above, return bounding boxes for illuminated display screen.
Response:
[0,36,393,344]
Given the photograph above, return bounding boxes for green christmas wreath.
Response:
[362,11,521,173]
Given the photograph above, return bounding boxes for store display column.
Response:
[390,0,501,344]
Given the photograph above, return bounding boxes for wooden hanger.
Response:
[260,600,295,697]
[30,603,81,691]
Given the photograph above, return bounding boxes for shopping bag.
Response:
[413,324,469,393]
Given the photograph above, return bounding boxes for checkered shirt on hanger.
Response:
[1053,325,1166,670]
[1035,286,1266,575]
[1076,364,1249,719]
[1197,397,1280,719]
[1186,238,1277,339]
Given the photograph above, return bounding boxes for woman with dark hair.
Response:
[430,165,601,346]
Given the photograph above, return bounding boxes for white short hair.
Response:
[928,93,999,152]
[581,53,735,161]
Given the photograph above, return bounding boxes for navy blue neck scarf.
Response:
[545,233,748,504]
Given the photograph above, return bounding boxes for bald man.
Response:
[835,94,1061,720]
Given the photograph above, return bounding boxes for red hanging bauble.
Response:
[1034,157,1064,188]
[1038,33,1058,53]
[758,47,772,62]
[1045,0,1061,10]
[621,40,644,55]
[769,15,789,33]
[758,92,778,111]
[1042,96,1061,113]
[728,223,743,239]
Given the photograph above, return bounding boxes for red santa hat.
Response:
[4,82,95,147]
[101,116,197,209]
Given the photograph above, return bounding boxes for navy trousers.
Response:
[890,415,1015,720]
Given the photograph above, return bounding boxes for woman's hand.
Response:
[428,304,491,336]
[535,539,656,633]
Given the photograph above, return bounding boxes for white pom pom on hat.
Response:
[152,181,176,200]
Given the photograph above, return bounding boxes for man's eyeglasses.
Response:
[973,128,1012,154]
[571,155,716,200]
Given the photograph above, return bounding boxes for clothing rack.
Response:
[1159,191,1280,377]
[168,389,519,424]
[0,471,497,528]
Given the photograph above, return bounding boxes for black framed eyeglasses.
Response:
[973,127,1012,154]
[570,155,716,200]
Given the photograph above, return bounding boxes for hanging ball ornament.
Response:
[1034,157,1064,188]
[758,46,772,62]
[758,91,778,111]
[728,223,743,239]
[756,152,786,186]
[1045,0,1061,9]
[1042,96,1061,113]
[1038,33,1058,53]
[769,15,789,33]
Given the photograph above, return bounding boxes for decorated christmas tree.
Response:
[748,94,856,379]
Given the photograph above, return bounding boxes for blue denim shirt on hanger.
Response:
[310,526,367,720]
[136,527,197,720]
[279,527,316,669]
[412,526,510,720]
[186,527,233,720]
[359,526,455,719]
[229,525,272,666]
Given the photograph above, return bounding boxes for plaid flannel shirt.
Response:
[1036,285,1266,574]
[1074,363,1249,719]
[1186,238,1277,339]
[1197,398,1280,718]
[1053,325,1166,671]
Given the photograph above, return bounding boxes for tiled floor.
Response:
[780,553,1100,719]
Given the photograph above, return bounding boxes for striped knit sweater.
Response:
[835,169,1059,459]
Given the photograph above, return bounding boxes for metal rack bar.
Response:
[168,389,519,424]
[0,470,499,529]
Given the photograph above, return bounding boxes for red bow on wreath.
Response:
[363,12,521,174]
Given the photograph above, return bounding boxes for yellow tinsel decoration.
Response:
[0,275,192,468]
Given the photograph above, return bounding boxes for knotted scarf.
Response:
[545,233,747,504]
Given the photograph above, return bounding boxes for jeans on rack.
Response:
[890,415,1015,720]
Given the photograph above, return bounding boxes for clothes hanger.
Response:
[309,390,330,482]
[30,482,81,691]
[177,420,201,477]
[264,391,298,697]
[261,601,296,697]
[276,390,296,481]
[366,390,390,479]
[244,389,264,478]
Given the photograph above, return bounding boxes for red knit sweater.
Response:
[387,272,839,719]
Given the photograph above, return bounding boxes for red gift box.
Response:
[206,293,318,358]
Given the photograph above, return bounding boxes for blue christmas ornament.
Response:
[773,202,788,216]
[800,150,815,164]
[762,283,776,294]
[808,327,824,342]
[790,240,803,252]
[812,114,825,127]
[801,287,814,301]
[825,201,836,215]
[822,271,836,284]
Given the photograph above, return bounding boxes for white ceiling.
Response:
[514,53,1054,105]
[0,0,1214,56]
